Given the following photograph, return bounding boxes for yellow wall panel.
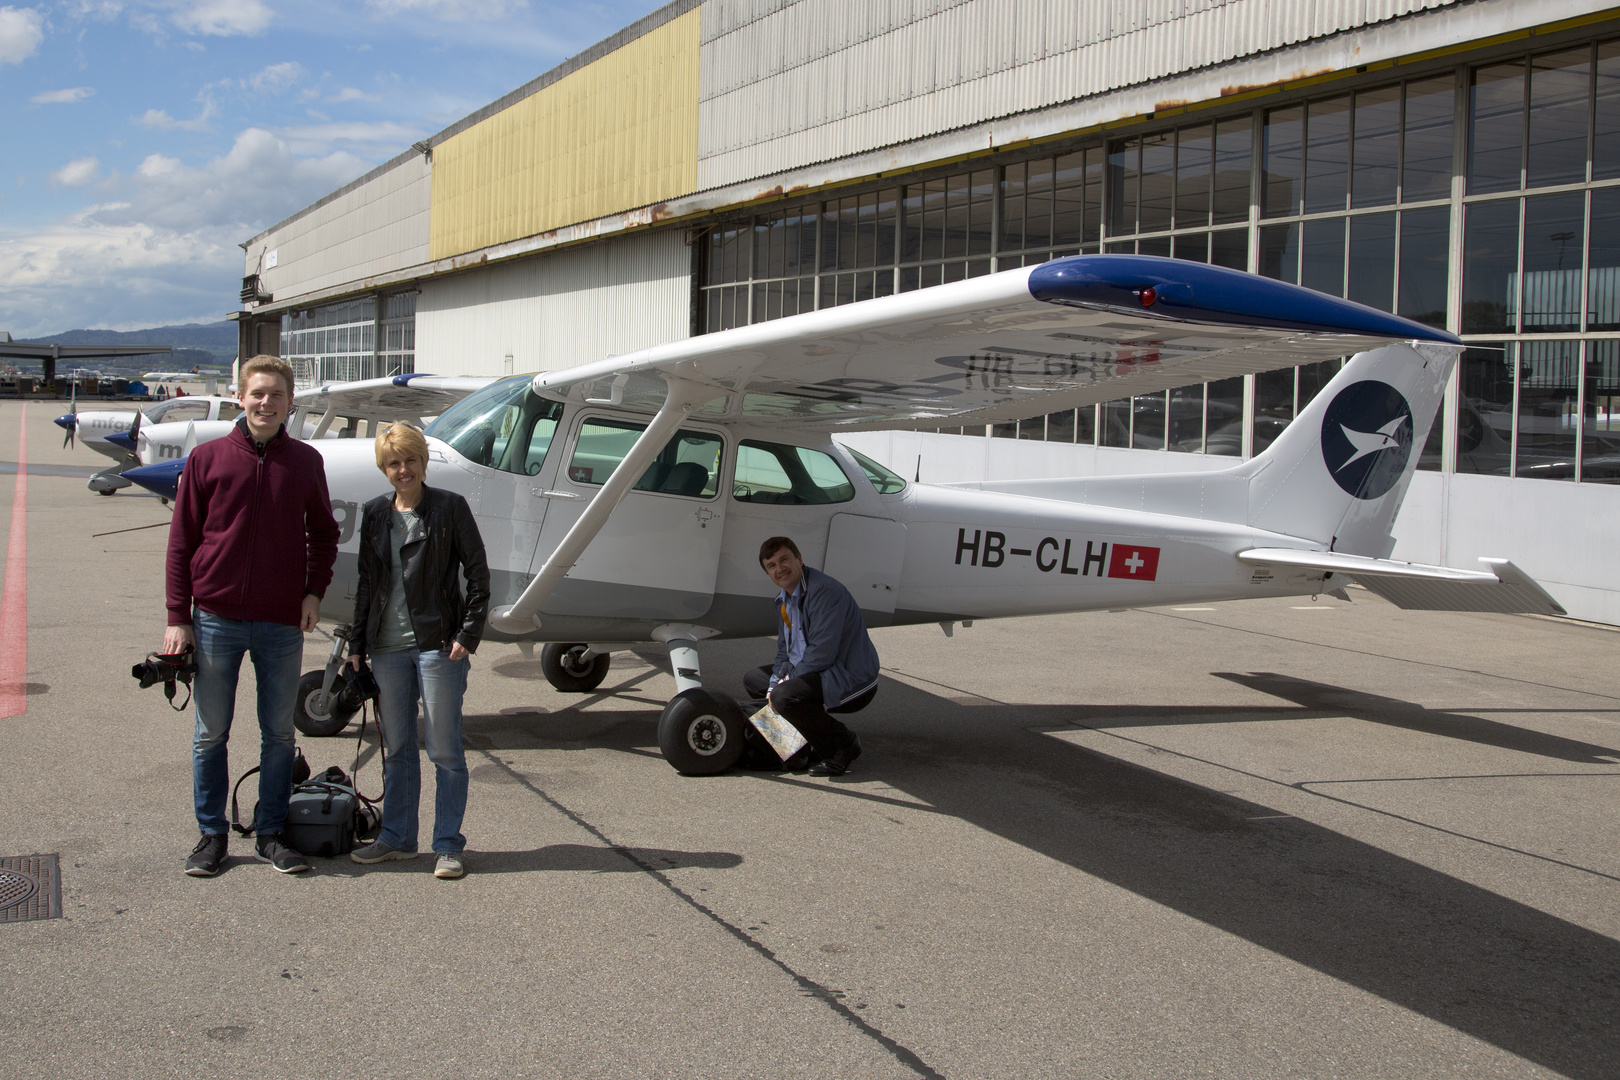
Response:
[429,9,700,260]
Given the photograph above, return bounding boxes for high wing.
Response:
[1237,549,1566,616]
[531,255,1461,430]
[292,374,496,424]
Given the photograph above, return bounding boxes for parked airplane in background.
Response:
[55,395,243,494]
[124,256,1566,774]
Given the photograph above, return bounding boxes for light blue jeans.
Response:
[191,610,304,837]
[371,647,470,855]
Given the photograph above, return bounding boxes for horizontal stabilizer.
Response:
[1237,549,1566,616]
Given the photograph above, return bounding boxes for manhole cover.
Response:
[0,855,61,923]
[0,871,37,908]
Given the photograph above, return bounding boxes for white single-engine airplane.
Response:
[193,256,1575,773]
[56,394,243,493]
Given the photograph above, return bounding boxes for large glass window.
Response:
[280,292,414,390]
[694,35,1620,483]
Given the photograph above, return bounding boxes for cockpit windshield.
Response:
[425,377,564,474]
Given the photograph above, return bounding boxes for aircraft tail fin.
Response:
[1237,340,1460,557]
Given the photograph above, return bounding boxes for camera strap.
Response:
[163,677,192,712]
[348,700,385,804]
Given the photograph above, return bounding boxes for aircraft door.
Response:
[824,514,906,625]
[531,414,727,620]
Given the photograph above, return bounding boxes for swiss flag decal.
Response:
[1107,544,1160,581]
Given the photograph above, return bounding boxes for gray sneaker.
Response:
[185,833,227,877]
[434,853,465,879]
[254,834,310,874]
[350,840,418,865]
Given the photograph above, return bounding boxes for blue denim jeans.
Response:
[192,610,305,837]
[371,647,470,855]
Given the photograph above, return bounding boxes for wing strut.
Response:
[486,375,722,635]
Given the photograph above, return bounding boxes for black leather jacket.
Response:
[350,484,490,658]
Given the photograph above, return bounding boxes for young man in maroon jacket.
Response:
[164,356,340,876]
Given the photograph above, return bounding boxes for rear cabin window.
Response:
[567,417,722,498]
[733,441,856,504]
[217,402,243,420]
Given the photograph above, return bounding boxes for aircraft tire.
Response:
[540,643,610,692]
[657,689,745,775]
[293,670,349,737]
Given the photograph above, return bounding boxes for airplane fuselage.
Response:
[313,404,1328,642]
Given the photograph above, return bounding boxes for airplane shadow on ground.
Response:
[844,676,1620,1080]
[1213,670,1620,764]
[474,658,1620,1079]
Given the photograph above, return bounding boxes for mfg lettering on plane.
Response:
[954,529,1160,581]
[115,254,1565,777]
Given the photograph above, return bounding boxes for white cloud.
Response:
[171,0,270,36]
[31,86,96,104]
[0,128,369,336]
[52,157,100,187]
[136,153,179,178]
[67,1,122,20]
[135,92,215,131]
[276,120,423,157]
[0,6,44,64]
[327,86,380,104]
[245,60,301,93]
[366,0,523,20]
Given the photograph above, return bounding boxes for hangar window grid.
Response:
[697,32,1620,482]
[281,291,416,388]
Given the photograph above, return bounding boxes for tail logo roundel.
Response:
[1320,380,1413,500]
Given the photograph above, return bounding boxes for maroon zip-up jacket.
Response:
[166,419,340,627]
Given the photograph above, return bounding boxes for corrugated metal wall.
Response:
[414,228,692,376]
[697,0,1461,187]
[246,155,431,301]
[429,8,701,261]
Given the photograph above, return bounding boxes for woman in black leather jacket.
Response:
[346,423,489,879]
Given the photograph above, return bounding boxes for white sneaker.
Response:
[434,853,465,879]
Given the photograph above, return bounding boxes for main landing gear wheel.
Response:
[540,643,611,692]
[657,688,745,775]
[292,670,349,737]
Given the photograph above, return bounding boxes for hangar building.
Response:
[237,0,1620,624]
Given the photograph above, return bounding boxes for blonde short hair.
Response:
[374,422,429,471]
[239,355,295,397]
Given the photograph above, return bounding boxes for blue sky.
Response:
[0,0,668,338]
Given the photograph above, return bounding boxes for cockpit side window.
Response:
[733,440,856,504]
[217,402,243,421]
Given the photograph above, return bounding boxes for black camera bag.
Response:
[284,779,359,858]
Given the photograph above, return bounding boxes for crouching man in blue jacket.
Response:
[743,536,880,776]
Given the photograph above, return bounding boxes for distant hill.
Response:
[22,320,238,359]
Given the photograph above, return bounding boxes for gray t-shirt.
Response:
[373,507,423,652]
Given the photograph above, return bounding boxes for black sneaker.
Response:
[254,834,311,874]
[184,833,228,877]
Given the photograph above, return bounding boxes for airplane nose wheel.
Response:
[293,670,349,737]
[540,643,611,692]
[657,688,745,775]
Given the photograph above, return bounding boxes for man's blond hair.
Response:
[375,422,430,470]
[239,354,295,397]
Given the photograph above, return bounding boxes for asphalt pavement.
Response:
[2,399,1617,1079]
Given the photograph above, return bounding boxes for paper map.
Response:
[748,702,808,761]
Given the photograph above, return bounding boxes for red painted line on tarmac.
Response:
[0,405,27,719]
